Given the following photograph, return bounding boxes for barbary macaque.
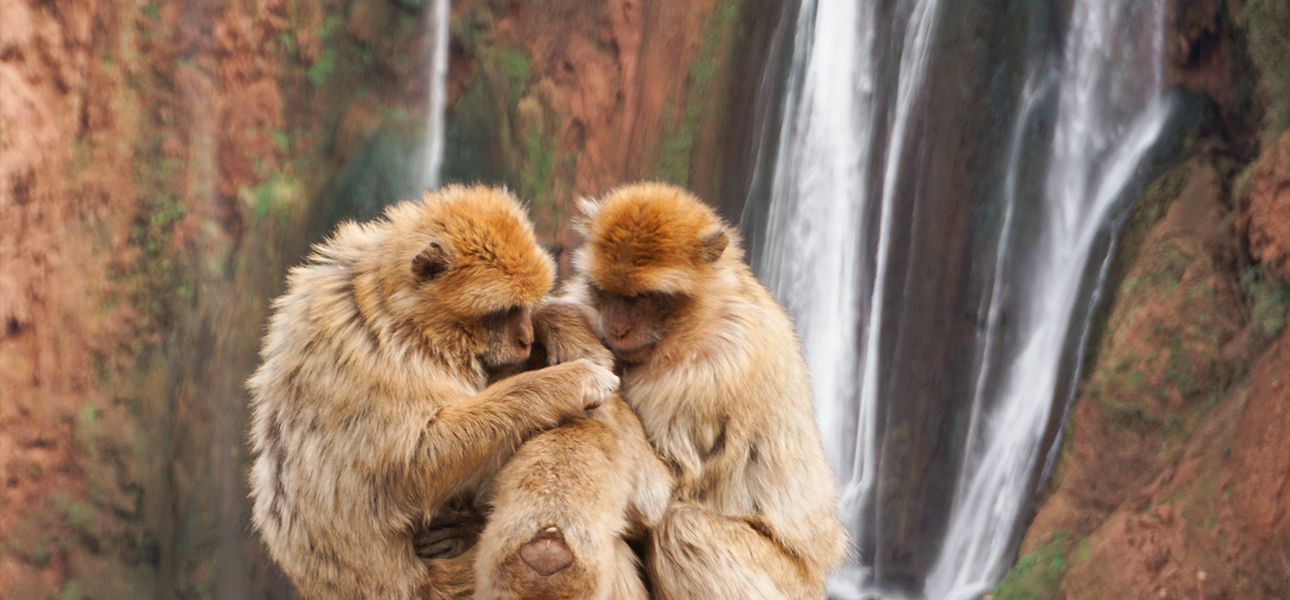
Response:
[247,185,616,600]
[567,182,849,600]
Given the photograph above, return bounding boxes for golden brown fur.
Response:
[568,182,848,600]
[474,396,672,600]
[471,298,669,600]
[247,185,617,600]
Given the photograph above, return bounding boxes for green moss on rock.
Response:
[994,532,1073,600]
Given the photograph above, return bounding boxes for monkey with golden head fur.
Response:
[246,185,618,600]
[556,182,849,600]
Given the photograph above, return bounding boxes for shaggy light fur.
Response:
[570,182,848,600]
[247,185,616,600]
[474,396,672,600]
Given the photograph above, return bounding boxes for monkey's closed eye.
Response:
[482,305,524,324]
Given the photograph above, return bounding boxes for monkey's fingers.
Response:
[426,507,476,529]
[574,359,618,410]
[415,536,470,560]
[544,334,614,369]
[415,526,461,547]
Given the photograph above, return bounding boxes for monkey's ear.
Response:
[576,196,601,219]
[412,241,452,281]
[573,197,600,235]
[698,228,729,263]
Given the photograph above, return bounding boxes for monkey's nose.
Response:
[518,322,534,349]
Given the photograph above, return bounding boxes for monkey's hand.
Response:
[541,358,618,414]
[571,358,618,410]
[414,503,485,560]
[481,358,618,434]
[533,301,614,370]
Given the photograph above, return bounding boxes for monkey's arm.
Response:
[412,359,617,508]
[653,423,844,600]
[590,396,674,525]
[646,374,843,600]
[649,503,821,600]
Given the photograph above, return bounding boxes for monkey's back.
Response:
[247,215,454,600]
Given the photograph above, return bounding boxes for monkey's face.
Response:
[591,288,685,363]
[406,242,543,370]
[477,305,536,369]
[573,183,734,364]
[371,186,554,369]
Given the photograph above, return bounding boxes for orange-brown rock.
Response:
[1060,328,1290,600]
[1015,148,1290,599]
[1023,157,1244,548]
[1228,316,1290,581]
[1241,129,1290,285]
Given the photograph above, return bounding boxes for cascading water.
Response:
[755,0,1172,598]
[761,0,948,593]
[421,0,451,190]
[924,0,1169,593]
[761,0,875,511]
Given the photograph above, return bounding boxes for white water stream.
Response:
[758,0,1169,597]
[421,0,450,190]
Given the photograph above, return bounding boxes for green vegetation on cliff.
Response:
[1239,0,1290,134]
[993,532,1083,600]
[653,0,745,186]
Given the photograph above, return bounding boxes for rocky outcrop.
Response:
[0,0,437,596]
[439,0,787,272]
[1241,129,1290,283]
[1053,319,1289,600]
[999,141,1290,599]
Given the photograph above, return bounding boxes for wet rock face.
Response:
[1023,155,1243,540]
[1005,147,1290,600]
[1241,129,1290,284]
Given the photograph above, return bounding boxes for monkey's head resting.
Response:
[343,184,555,368]
[574,182,739,362]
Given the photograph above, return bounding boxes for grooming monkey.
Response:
[247,185,617,600]
[565,182,849,600]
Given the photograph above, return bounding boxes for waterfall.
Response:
[924,1,1167,597]
[756,0,1170,597]
[761,0,875,507]
[760,0,945,594]
[421,0,450,190]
